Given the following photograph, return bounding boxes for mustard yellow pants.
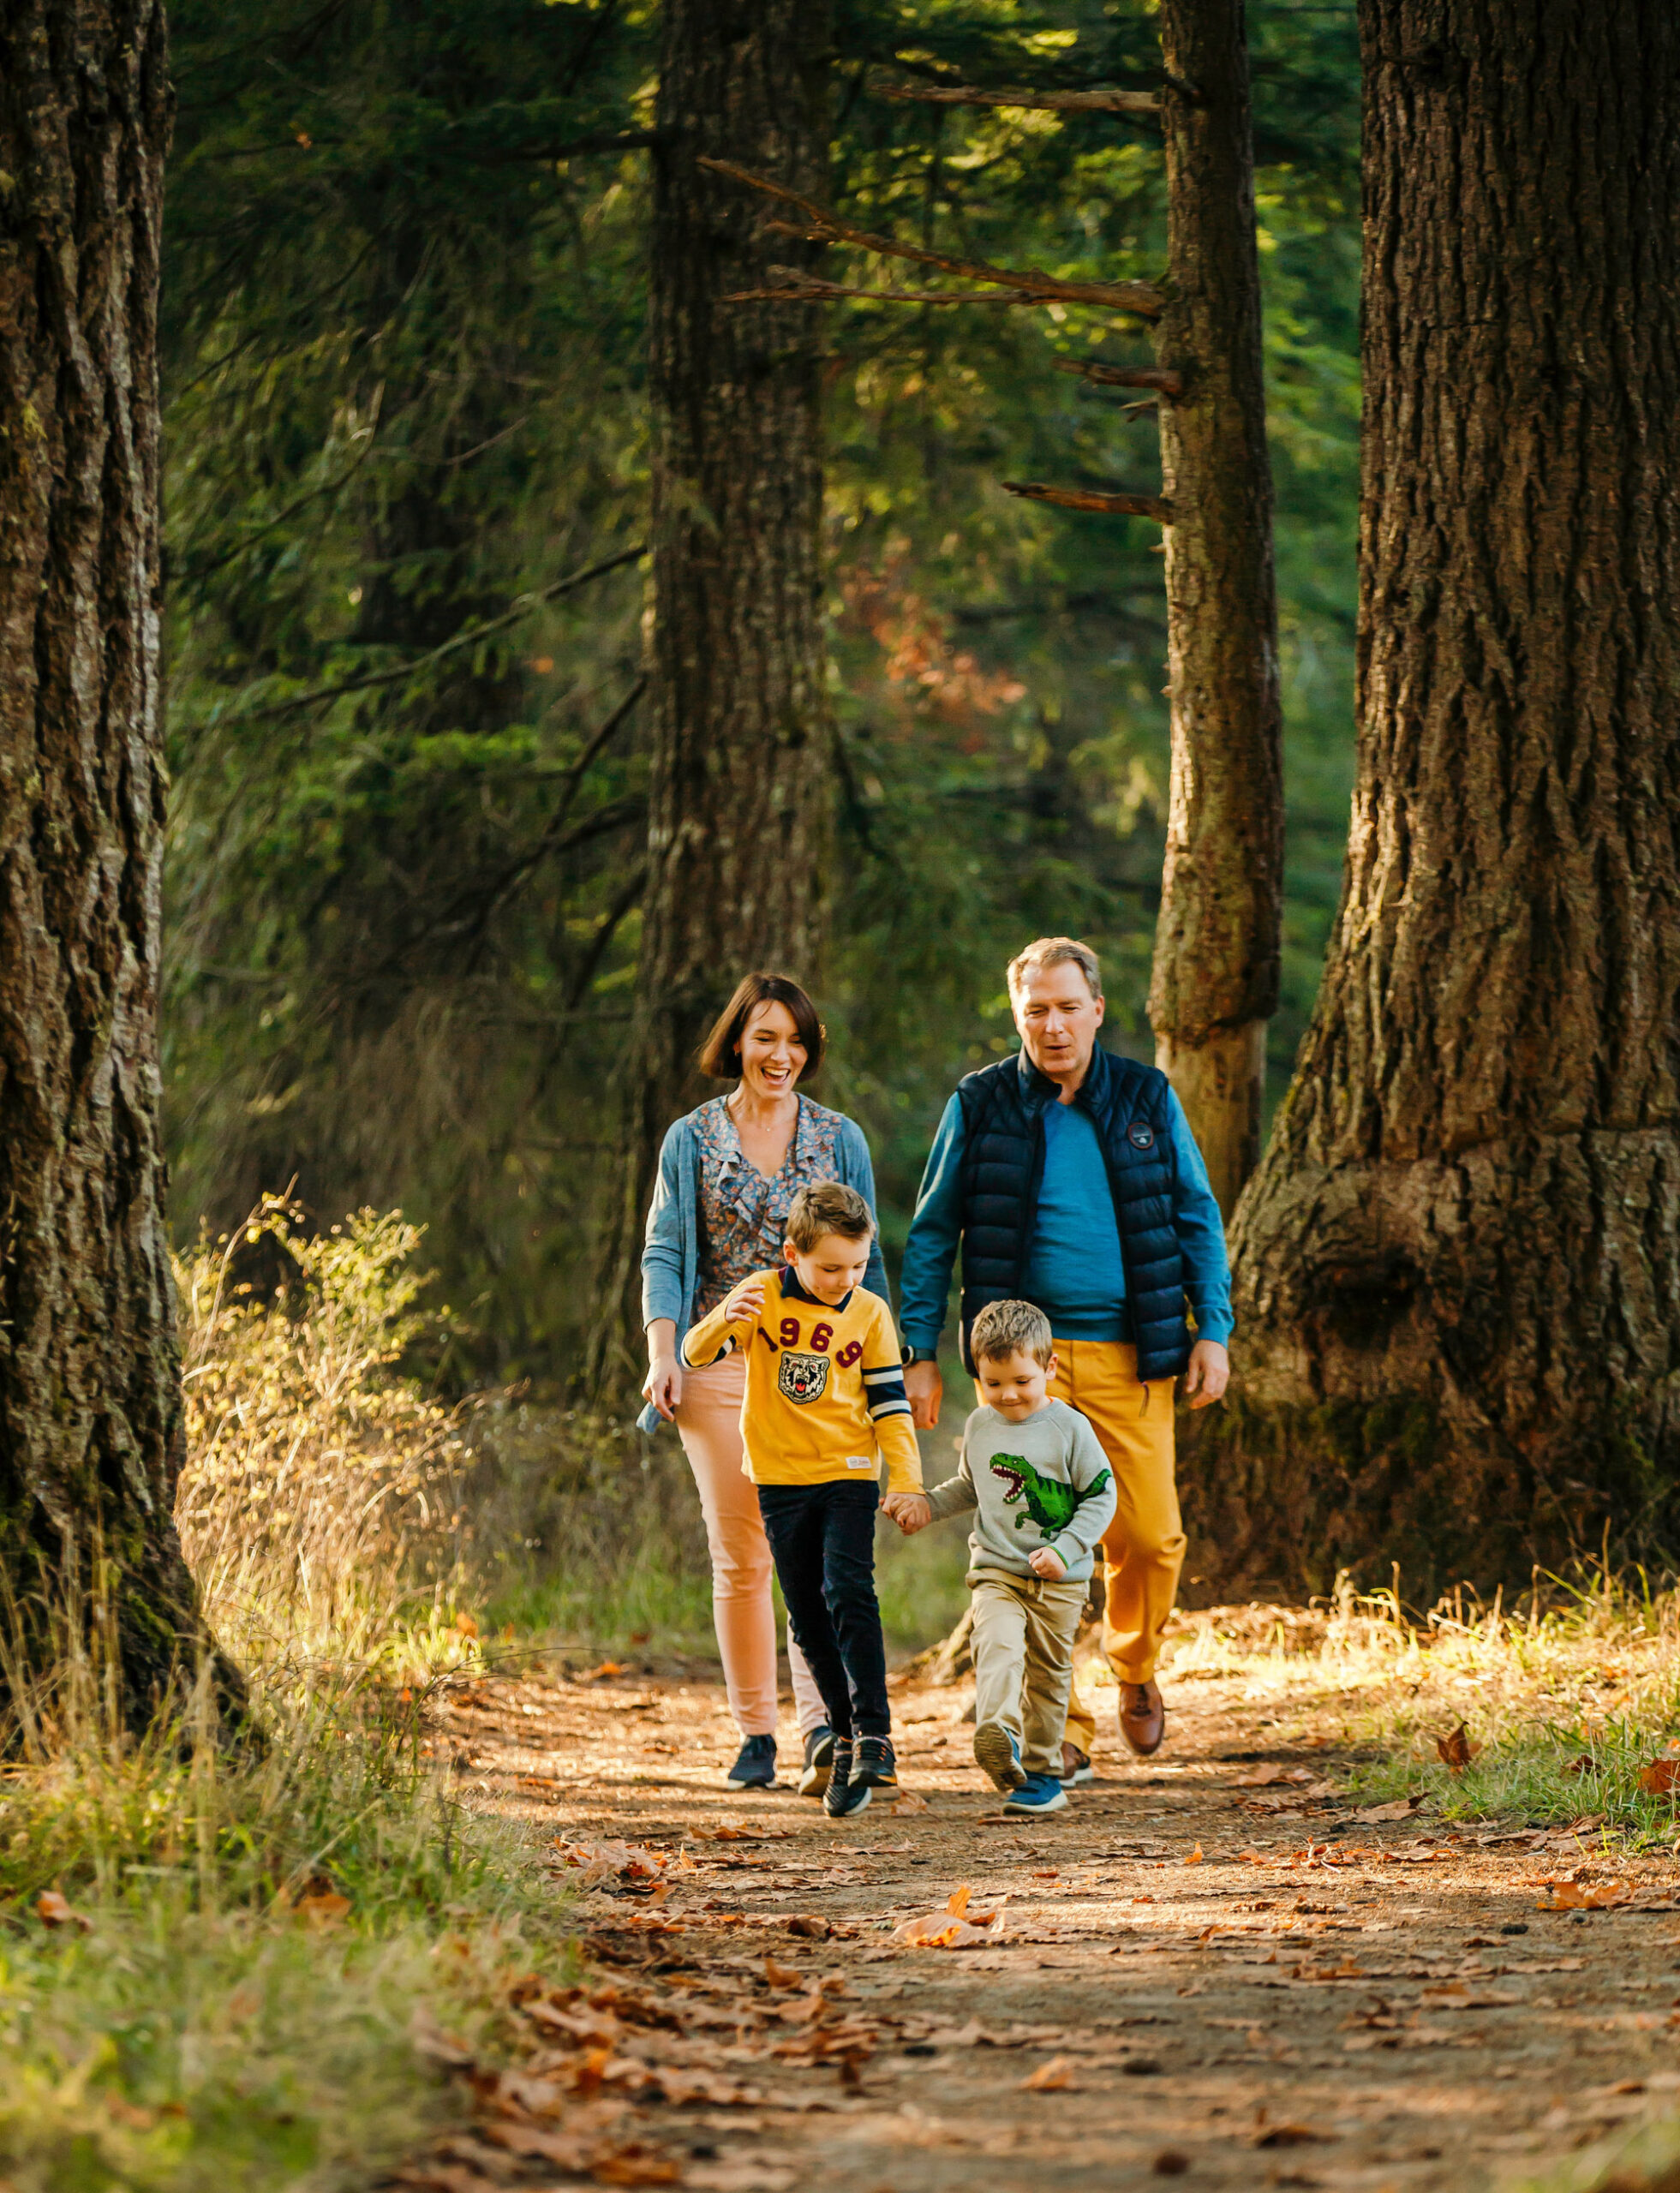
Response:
[1047,1339,1184,1754]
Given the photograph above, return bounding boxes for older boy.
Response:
[681,1180,922,1819]
[887,1300,1116,1814]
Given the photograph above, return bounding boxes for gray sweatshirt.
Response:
[923,1400,1117,1582]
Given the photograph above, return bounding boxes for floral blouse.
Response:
[691,1095,843,1318]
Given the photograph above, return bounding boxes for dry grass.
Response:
[174,1196,485,1678]
[1152,1569,1680,1842]
[0,1203,572,2193]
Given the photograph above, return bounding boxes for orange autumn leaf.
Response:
[1184,1843,1205,1865]
[1020,2055,1078,2092]
[947,1884,973,1918]
[1639,1757,1680,1796]
[297,1889,352,1924]
[35,1889,91,1933]
[1435,1723,1480,1772]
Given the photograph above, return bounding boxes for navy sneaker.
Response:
[973,1720,1028,1793]
[1003,1771,1068,1815]
[852,1736,899,1790]
[823,1738,871,1818]
[798,1725,835,1797]
[726,1734,777,1788]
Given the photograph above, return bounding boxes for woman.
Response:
[640,972,891,1794]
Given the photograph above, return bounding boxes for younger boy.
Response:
[681,1180,922,1820]
[885,1300,1115,1814]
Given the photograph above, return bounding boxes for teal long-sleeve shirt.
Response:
[898,1069,1234,1355]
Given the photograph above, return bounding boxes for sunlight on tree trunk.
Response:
[1181,0,1680,1599]
[589,0,834,1393]
[0,0,236,1724]
[1150,0,1284,1222]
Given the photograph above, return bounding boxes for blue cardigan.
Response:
[637,1096,889,1434]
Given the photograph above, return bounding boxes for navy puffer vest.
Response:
[954,1046,1190,1383]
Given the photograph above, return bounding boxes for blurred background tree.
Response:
[159,0,1360,1393]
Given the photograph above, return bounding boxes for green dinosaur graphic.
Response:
[989,1455,1112,1534]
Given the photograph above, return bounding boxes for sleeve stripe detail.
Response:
[861,1363,902,1384]
[868,1396,912,1421]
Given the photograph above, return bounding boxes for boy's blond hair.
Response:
[970,1298,1055,1369]
[785,1179,875,1252]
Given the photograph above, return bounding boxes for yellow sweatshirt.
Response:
[682,1266,923,1494]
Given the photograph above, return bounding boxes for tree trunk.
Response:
[1149,0,1284,1222]
[0,0,229,1724]
[589,0,833,1391]
[1178,0,1680,1602]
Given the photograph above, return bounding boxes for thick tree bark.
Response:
[1179,0,1680,1600]
[1149,0,1284,1221]
[589,0,833,1390]
[0,0,227,1722]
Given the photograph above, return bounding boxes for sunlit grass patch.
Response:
[1164,1569,1680,1843]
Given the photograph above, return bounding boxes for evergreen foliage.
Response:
[160,0,1360,1385]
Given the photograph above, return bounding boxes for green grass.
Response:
[0,1667,570,2192]
[1167,1572,1680,1848]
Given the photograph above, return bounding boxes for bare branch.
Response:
[1002,480,1175,523]
[1053,357,1184,397]
[726,268,1044,307]
[697,156,1165,320]
[881,82,1162,121]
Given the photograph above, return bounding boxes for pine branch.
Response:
[725,267,1043,307]
[1053,357,1184,397]
[880,82,1162,121]
[227,544,648,723]
[697,157,1165,320]
[1002,480,1175,523]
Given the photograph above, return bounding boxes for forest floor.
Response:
[400,1635,1680,2193]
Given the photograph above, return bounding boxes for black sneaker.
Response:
[798,1725,835,1797]
[823,1738,871,1818]
[726,1734,777,1788]
[852,1736,899,1790]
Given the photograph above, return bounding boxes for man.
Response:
[898,935,1231,1765]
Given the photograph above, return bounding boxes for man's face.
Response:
[1011,959,1105,1087]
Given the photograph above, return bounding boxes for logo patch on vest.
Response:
[1127,1120,1156,1151]
[778,1351,830,1406]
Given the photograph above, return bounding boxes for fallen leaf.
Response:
[1185,1843,1205,1865]
[35,1890,91,1933]
[1019,2054,1078,2091]
[297,1889,352,1924]
[577,1660,625,1682]
[1435,1723,1480,1772]
[786,1914,831,1939]
[1565,1754,1597,1777]
[1351,1798,1421,1823]
[1535,1878,1634,1911]
[1640,1758,1680,1796]
[1254,2124,1331,2148]
[762,1956,803,1988]
[888,1792,930,1815]
[947,1885,973,1918]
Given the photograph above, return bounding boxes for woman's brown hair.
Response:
[697,973,825,1083]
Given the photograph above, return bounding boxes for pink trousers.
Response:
[673,1352,826,1740]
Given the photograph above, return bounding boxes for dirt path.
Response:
[412,1649,1680,2193]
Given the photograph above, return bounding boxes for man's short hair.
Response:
[970,1299,1055,1369]
[1007,935,1103,1000]
[786,1180,875,1252]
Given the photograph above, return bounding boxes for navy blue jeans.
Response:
[756,1479,890,1741]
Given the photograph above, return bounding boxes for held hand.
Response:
[1027,1545,1067,1581]
[905,1358,943,1430]
[1182,1338,1230,1409]
[723,1276,767,1324]
[883,1491,933,1535]
[643,1353,683,1423]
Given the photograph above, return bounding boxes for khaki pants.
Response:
[969,1569,1089,1776]
[1048,1340,1184,1756]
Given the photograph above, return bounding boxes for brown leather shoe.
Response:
[1059,1741,1093,1786]
[1119,1680,1165,1758]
